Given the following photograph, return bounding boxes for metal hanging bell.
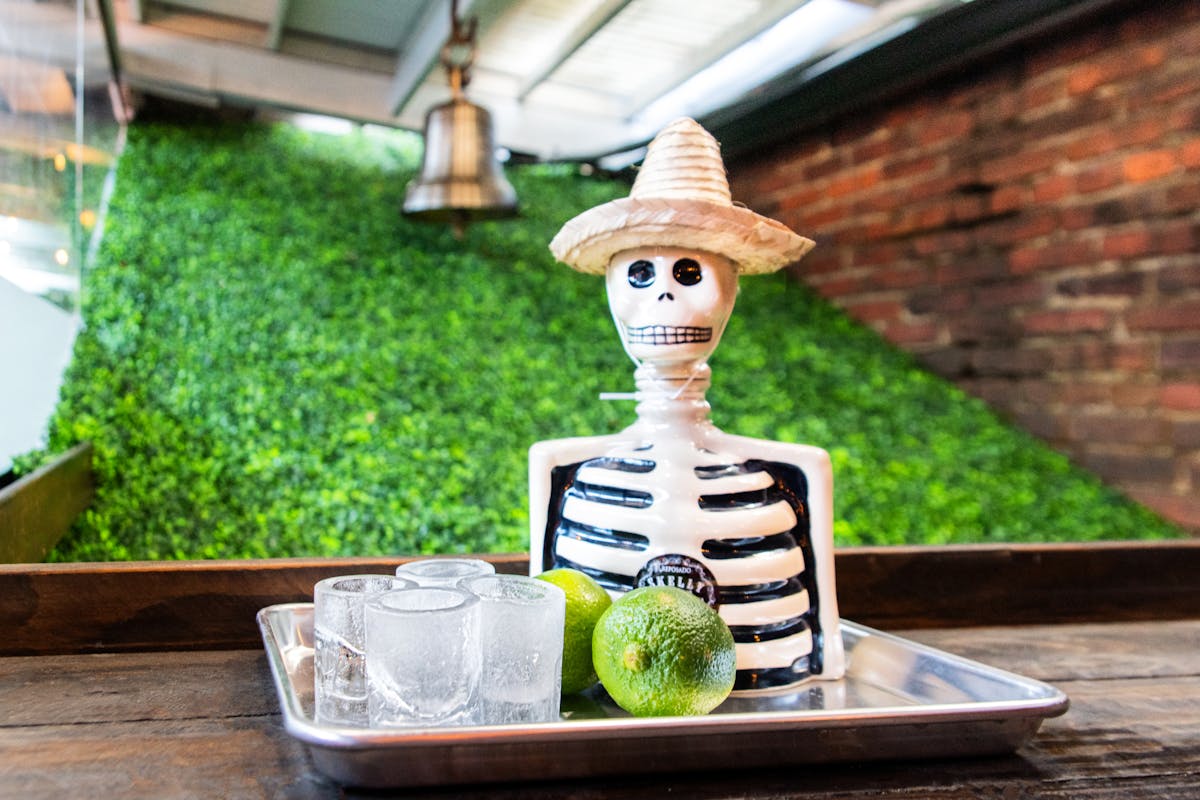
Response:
[402,97,518,229]
[403,3,517,234]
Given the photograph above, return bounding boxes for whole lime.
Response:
[537,568,612,694]
[592,586,736,716]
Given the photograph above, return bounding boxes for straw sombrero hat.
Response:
[549,117,814,275]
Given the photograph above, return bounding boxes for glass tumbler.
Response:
[462,574,565,725]
[313,574,414,726]
[395,557,496,587]
[365,586,482,727]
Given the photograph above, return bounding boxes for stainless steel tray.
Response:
[258,602,1068,788]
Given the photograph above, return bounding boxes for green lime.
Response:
[592,586,736,717]
[537,568,613,694]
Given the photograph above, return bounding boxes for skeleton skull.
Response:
[606,246,739,366]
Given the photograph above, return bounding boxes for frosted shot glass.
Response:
[365,586,482,728]
[395,557,496,587]
[462,574,566,725]
[313,574,414,726]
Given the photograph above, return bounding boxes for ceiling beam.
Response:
[621,0,812,120]
[516,0,634,103]
[1,1,112,76]
[151,0,277,24]
[388,0,527,117]
[386,0,455,117]
[115,17,398,125]
[264,0,290,51]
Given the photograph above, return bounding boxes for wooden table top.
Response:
[2,543,1199,799]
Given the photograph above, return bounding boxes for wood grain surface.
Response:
[2,621,1197,799]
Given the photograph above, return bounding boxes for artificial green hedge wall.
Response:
[23,121,1180,560]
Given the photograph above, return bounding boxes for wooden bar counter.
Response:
[2,542,1198,798]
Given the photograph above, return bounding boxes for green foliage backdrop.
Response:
[24,122,1180,560]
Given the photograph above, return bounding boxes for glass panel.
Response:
[0,0,122,469]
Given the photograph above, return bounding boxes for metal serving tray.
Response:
[258,602,1068,789]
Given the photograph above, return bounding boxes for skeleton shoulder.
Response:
[705,432,832,479]
[529,434,632,471]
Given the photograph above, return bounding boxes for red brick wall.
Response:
[728,3,1200,532]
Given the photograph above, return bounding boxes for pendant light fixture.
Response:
[403,0,518,236]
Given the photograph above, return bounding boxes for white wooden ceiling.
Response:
[97,0,969,160]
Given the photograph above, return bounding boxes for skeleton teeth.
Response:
[627,325,713,345]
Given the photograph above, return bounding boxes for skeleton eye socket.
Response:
[672,258,702,286]
[627,260,656,288]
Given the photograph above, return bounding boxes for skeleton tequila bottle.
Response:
[530,250,844,691]
[532,120,845,692]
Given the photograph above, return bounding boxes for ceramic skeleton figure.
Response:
[530,118,844,691]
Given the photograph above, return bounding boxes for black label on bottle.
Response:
[635,554,720,609]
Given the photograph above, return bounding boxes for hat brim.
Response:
[549,197,814,275]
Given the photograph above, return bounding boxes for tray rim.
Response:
[258,601,1069,751]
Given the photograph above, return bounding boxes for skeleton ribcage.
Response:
[545,451,825,690]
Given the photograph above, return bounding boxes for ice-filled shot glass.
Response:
[461,574,566,725]
[395,557,496,587]
[313,574,414,726]
[365,586,482,727]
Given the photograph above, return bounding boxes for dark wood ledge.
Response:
[0,442,94,563]
[3,541,1197,657]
